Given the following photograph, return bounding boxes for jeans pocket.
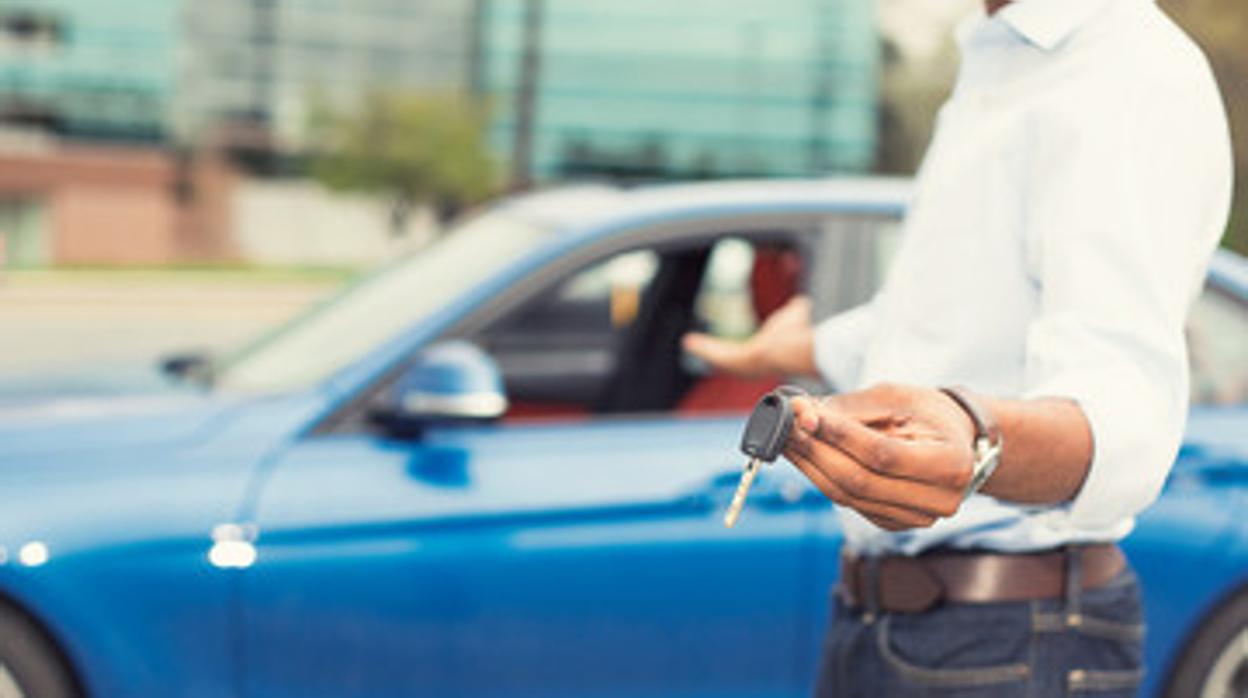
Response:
[1032,570,1146,696]
[1075,571,1147,642]
[876,610,1032,690]
[1056,625,1145,696]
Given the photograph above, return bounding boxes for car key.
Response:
[723,386,805,528]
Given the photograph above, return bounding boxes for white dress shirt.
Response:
[814,0,1233,555]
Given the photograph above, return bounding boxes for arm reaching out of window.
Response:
[681,296,819,379]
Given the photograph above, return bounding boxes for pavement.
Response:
[0,271,345,387]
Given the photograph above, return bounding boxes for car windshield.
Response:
[209,211,553,394]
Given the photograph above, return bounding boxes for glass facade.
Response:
[177,0,474,149]
[0,0,475,147]
[0,0,178,141]
[482,0,879,182]
[0,0,881,179]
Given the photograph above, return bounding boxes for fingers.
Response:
[821,383,909,414]
[785,424,963,519]
[784,446,941,529]
[793,397,821,434]
[684,295,819,379]
[793,398,968,490]
[680,332,762,378]
[815,392,900,428]
[770,295,813,323]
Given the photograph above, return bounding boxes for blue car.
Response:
[0,179,1245,698]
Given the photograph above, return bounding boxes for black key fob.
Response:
[739,386,807,462]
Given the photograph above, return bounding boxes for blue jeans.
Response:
[813,566,1146,697]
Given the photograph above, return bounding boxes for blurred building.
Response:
[481,0,879,183]
[0,0,883,266]
[0,0,474,149]
[177,0,476,155]
[0,0,470,267]
[0,0,200,266]
[0,0,178,142]
[0,133,235,266]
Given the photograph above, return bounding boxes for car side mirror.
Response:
[371,341,508,431]
[159,350,213,381]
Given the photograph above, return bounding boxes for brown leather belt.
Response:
[838,543,1126,614]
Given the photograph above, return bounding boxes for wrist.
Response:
[755,334,818,378]
[938,387,1004,498]
[937,387,978,446]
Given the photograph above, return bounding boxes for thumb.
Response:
[790,396,822,434]
[681,332,760,377]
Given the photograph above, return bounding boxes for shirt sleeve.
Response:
[1020,66,1232,530]
[812,301,876,391]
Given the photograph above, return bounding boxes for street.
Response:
[0,271,343,380]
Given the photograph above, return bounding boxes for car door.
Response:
[796,211,906,676]
[1125,277,1248,698]
[237,227,830,698]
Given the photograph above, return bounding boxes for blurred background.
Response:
[0,0,1242,386]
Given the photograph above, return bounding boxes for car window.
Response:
[213,211,553,394]
[479,248,663,417]
[693,238,758,341]
[480,233,808,419]
[809,214,903,319]
[557,249,660,327]
[677,236,807,413]
[1187,285,1248,406]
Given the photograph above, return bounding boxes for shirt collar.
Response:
[994,0,1122,51]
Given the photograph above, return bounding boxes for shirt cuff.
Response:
[1022,369,1183,532]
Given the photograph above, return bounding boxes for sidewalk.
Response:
[0,270,345,375]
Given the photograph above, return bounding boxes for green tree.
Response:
[309,91,498,233]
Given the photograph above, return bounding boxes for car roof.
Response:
[497,177,914,234]
[1209,247,1248,300]
[495,177,1248,302]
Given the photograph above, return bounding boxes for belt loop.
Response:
[1064,545,1083,627]
[863,556,881,622]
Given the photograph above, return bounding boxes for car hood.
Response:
[0,391,233,458]
[0,389,328,558]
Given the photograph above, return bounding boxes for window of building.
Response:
[0,10,65,51]
[0,198,48,268]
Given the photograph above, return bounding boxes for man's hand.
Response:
[681,295,818,378]
[783,384,977,531]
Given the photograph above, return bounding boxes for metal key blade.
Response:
[723,457,761,528]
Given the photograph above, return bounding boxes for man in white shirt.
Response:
[684,0,1232,694]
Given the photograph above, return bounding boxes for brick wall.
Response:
[0,141,236,265]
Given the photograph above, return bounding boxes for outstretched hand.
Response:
[681,295,819,378]
[783,383,977,531]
